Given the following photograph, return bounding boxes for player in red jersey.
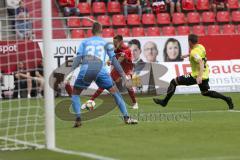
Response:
[85,35,138,109]
[65,35,138,109]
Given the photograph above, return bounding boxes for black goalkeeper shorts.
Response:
[176,74,210,92]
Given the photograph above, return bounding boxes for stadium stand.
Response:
[187,12,200,24]
[177,26,190,35]
[192,25,205,35]
[14,0,240,39]
[222,24,236,35]
[232,11,240,23]
[207,25,220,35]
[132,27,145,37]
[162,26,176,36]
[146,27,161,36]
[116,28,130,37]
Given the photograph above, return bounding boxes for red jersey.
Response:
[110,44,133,81]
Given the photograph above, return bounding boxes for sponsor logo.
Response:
[0,44,17,54]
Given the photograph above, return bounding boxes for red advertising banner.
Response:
[0,41,42,73]
[199,35,240,60]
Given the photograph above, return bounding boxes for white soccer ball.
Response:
[85,100,96,111]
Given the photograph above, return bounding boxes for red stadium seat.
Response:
[82,16,95,27]
[222,24,236,35]
[202,11,215,23]
[162,26,176,36]
[97,15,111,26]
[67,16,81,27]
[102,28,115,37]
[146,27,161,36]
[216,11,230,23]
[232,11,240,23]
[116,28,130,37]
[86,29,93,37]
[192,25,205,35]
[132,27,145,37]
[112,14,126,27]
[182,0,195,11]
[196,0,210,10]
[127,14,141,26]
[172,13,186,25]
[71,29,85,38]
[207,25,220,35]
[187,12,200,24]
[92,2,106,14]
[228,0,239,9]
[77,2,91,14]
[107,1,121,14]
[142,13,156,25]
[237,25,240,33]
[157,13,171,25]
[177,26,190,35]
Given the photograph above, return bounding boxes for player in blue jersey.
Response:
[70,22,138,127]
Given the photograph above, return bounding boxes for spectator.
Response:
[212,0,229,14]
[30,62,44,98]
[140,0,152,13]
[143,41,159,63]
[15,1,33,39]
[123,0,142,17]
[14,62,32,98]
[6,0,21,29]
[163,38,183,62]
[152,0,167,14]
[169,0,181,17]
[59,0,80,16]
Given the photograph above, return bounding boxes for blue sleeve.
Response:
[71,56,82,71]
[105,43,115,60]
[77,41,85,56]
[112,56,125,77]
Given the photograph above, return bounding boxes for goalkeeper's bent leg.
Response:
[108,87,128,117]
[72,88,83,118]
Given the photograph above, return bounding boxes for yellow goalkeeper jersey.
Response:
[189,44,209,80]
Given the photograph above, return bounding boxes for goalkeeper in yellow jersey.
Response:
[153,34,234,110]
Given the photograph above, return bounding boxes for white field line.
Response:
[175,155,240,160]
[51,147,117,160]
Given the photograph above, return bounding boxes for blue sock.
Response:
[112,92,128,117]
[71,95,81,118]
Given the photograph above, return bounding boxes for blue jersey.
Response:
[74,36,115,89]
[77,36,114,72]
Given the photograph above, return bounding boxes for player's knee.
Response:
[170,79,177,86]
[108,86,117,94]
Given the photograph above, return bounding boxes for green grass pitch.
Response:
[0,92,240,160]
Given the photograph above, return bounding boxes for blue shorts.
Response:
[74,69,114,90]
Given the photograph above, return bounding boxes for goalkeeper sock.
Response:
[127,87,137,104]
[90,88,104,101]
[72,95,81,118]
[112,92,128,117]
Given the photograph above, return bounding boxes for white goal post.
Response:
[42,0,56,150]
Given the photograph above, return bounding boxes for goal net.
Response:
[0,0,96,151]
[0,0,47,150]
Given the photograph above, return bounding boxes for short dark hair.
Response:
[113,35,123,41]
[188,34,198,44]
[129,39,141,49]
[92,22,102,35]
